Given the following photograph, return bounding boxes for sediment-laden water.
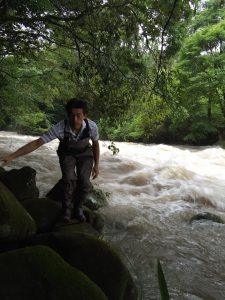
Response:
[1,131,225,300]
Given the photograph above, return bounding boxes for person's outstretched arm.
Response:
[1,137,44,166]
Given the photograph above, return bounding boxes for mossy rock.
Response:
[0,245,107,300]
[22,198,62,233]
[46,179,108,210]
[0,166,39,201]
[84,208,105,232]
[31,232,138,300]
[21,196,104,234]
[84,187,108,210]
[0,181,36,241]
[54,221,100,237]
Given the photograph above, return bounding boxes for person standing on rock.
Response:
[1,98,100,223]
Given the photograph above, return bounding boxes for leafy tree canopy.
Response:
[166,0,225,144]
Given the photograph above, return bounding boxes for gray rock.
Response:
[190,212,225,224]
[0,181,36,241]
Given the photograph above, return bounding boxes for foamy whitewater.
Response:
[1,131,225,300]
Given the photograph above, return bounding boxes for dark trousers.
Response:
[59,152,93,216]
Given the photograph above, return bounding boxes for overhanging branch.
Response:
[152,0,179,93]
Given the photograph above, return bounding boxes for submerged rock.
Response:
[190,212,225,224]
[0,181,36,241]
[0,245,107,300]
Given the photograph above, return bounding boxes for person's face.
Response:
[68,108,86,130]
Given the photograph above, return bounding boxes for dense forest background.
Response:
[0,0,224,145]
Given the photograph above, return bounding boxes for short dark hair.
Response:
[65,98,88,115]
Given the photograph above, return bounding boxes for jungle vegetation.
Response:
[0,0,224,145]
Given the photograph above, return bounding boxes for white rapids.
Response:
[1,131,225,300]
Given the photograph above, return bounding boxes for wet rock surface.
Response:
[0,166,138,300]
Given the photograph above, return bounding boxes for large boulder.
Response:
[22,197,104,234]
[0,166,39,201]
[31,232,138,300]
[53,222,100,237]
[46,179,64,202]
[0,245,107,300]
[0,181,36,242]
[46,179,108,210]
[22,198,62,233]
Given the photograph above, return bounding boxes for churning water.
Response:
[1,131,225,300]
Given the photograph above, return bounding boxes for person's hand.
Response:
[92,164,99,179]
[0,155,13,166]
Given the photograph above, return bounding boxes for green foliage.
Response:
[166,0,225,144]
[2,0,216,145]
[100,94,170,143]
[183,121,218,145]
[157,258,170,300]
[191,0,225,31]
[105,116,146,142]
[0,49,77,133]
[14,112,51,135]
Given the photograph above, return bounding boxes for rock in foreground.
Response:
[0,181,36,241]
[0,245,107,300]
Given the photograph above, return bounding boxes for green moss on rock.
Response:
[0,245,107,300]
[0,182,36,241]
[31,232,138,300]
[54,221,100,237]
[84,208,105,232]
[84,187,108,210]
[46,180,108,211]
[22,197,61,233]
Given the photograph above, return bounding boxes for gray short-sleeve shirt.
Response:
[40,119,99,143]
